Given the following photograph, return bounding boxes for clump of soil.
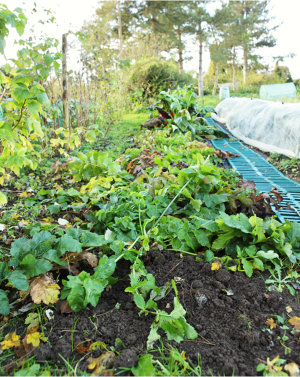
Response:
[4,250,300,376]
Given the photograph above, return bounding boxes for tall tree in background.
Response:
[160,1,190,73]
[209,42,229,94]
[229,0,276,84]
[187,1,209,96]
[212,2,241,90]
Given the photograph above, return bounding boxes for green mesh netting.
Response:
[259,83,296,100]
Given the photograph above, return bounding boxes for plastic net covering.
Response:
[260,83,296,100]
[214,97,300,158]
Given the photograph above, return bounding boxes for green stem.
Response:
[125,178,192,254]
[166,248,197,256]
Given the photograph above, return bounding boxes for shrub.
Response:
[126,57,194,100]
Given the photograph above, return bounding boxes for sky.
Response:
[2,0,300,79]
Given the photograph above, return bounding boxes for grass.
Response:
[102,112,148,154]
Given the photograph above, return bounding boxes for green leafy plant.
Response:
[68,150,122,182]
[125,259,197,349]
[61,255,117,312]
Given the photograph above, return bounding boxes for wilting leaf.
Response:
[30,275,60,305]
[288,316,300,330]
[87,352,115,376]
[284,362,300,376]
[0,192,7,205]
[79,252,98,267]
[263,355,287,376]
[75,340,91,354]
[24,331,47,348]
[89,341,107,351]
[1,332,21,350]
[266,318,276,330]
[25,312,39,329]
[60,300,73,314]
[211,260,222,271]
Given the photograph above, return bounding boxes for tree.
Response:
[186,1,209,97]
[228,0,276,84]
[209,42,229,95]
[212,2,241,90]
[159,1,190,73]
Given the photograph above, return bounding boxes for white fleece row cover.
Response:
[214,97,300,158]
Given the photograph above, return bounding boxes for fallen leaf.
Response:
[24,332,47,348]
[81,252,98,268]
[89,341,108,351]
[30,275,60,305]
[211,260,222,271]
[75,340,91,354]
[18,192,29,198]
[286,306,293,313]
[60,300,73,314]
[63,251,98,268]
[87,352,115,376]
[265,355,283,375]
[284,362,300,376]
[25,313,39,329]
[0,332,21,350]
[41,218,52,226]
[266,318,276,330]
[11,214,21,220]
[288,316,300,330]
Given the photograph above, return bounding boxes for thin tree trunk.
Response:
[232,50,236,91]
[117,0,123,59]
[78,73,83,127]
[213,63,219,96]
[243,48,248,84]
[198,34,204,97]
[176,28,183,73]
[62,34,70,135]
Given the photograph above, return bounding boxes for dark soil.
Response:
[4,249,299,376]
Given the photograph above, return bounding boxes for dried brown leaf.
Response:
[30,275,60,305]
[87,352,115,376]
[284,362,300,376]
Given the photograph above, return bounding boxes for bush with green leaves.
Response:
[126,57,194,100]
[0,5,61,189]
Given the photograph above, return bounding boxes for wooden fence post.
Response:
[62,33,70,137]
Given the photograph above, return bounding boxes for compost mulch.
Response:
[15,249,299,376]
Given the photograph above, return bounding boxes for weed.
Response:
[237,314,253,330]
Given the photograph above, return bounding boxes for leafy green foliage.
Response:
[0,228,111,314]
[126,57,194,99]
[0,5,26,53]
[61,255,117,312]
[0,7,61,184]
[153,87,227,139]
[69,151,122,182]
[126,259,197,348]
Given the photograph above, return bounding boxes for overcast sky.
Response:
[1,0,300,79]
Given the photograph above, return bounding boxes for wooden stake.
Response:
[62,33,70,136]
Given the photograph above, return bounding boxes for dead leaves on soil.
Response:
[288,316,300,330]
[30,275,60,305]
[87,352,115,376]
[126,149,163,178]
[0,332,21,350]
[266,317,277,330]
[284,362,300,376]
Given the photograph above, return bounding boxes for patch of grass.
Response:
[120,345,205,376]
[97,113,148,155]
